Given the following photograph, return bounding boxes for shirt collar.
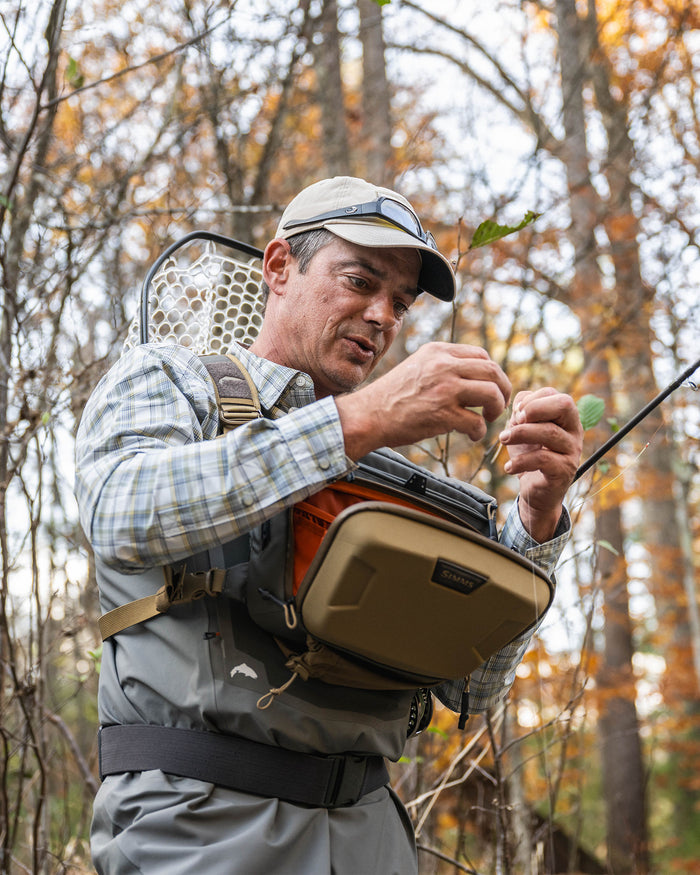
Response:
[232,343,316,415]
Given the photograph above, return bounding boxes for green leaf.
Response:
[88,645,103,674]
[597,539,619,556]
[66,55,85,89]
[577,394,605,430]
[427,725,449,740]
[374,0,391,5]
[469,210,541,249]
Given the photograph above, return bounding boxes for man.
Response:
[75,176,583,874]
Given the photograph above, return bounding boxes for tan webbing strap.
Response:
[199,352,262,432]
[98,353,261,639]
[98,593,163,641]
[98,567,227,640]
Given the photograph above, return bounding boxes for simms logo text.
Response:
[431,559,488,596]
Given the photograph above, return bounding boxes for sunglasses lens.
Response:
[380,200,422,237]
[379,199,437,249]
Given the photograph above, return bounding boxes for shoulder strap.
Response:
[98,566,228,640]
[199,352,262,431]
[97,351,261,639]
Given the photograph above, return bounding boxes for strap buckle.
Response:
[158,567,225,613]
[323,754,371,808]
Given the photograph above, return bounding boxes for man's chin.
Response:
[320,363,372,397]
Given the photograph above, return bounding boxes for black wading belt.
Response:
[98,724,389,809]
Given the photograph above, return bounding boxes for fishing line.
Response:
[573,439,653,509]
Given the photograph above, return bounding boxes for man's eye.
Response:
[348,275,369,289]
[394,301,410,317]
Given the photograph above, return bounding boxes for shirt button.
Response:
[319,458,331,471]
[242,492,254,506]
[295,375,310,388]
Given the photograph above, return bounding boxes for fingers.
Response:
[503,445,577,482]
[448,406,490,442]
[337,342,512,455]
[499,388,583,479]
[511,388,580,427]
[420,343,512,424]
[449,345,512,415]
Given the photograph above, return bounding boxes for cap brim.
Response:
[284,219,456,302]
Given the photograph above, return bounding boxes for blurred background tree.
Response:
[1,0,697,871]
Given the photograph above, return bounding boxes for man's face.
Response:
[258,236,421,397]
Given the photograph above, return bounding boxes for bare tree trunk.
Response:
[313,0,351,175]
[585,0,696,859]
[553,1,650,870]
[503,707,534,875]
[595,503,649,874]
[249,0,315,211]
[358,0,393,185]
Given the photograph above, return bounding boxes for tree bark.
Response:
[358,0,393,185]
[553,1,650,870]
[584,0,696,857]
[313,0,351,175]
[595,503,649,873]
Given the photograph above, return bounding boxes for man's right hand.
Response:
[335,342,512,460]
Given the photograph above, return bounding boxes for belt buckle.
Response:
[323,754,368,808]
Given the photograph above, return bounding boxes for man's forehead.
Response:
[323,236,422,277]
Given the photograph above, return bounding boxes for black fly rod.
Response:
[573,355,700,482]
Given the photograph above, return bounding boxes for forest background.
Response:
[0,0,698,872]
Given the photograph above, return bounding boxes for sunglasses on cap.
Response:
[282,197,437,249]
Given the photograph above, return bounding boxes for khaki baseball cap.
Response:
[276,176,456,301]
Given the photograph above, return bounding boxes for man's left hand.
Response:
[498,388,583,543]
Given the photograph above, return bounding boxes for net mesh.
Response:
[124,237,265,354]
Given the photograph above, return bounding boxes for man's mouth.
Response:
[344,335,378,361]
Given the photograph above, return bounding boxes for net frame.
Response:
[124,231,265,354]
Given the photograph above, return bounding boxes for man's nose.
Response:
[363,293,397,329]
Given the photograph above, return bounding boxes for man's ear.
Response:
[262,238,293,298]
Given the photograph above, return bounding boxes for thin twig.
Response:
[44,711,99,796]
[40,18,230,112]
[409,707,505,841]
[416,841,482,874]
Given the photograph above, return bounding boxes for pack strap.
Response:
[97,352,259,640]
[199,352,262,430]
[98,724,389,809]
[98,566,227,640]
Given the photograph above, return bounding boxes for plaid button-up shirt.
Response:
[75,342,570,714]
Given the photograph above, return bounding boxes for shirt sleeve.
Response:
[74,344,351,570]
[434,498,571,714]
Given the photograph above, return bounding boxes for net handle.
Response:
[140,231,264,345]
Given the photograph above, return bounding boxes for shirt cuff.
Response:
[266,394,352,485]
[500,498,571,578]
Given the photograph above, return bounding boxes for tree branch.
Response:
[44,711,99,796]
[39,16,232,113]
[392,0,559,150]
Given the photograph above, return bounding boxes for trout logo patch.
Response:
[230,662,258,680]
